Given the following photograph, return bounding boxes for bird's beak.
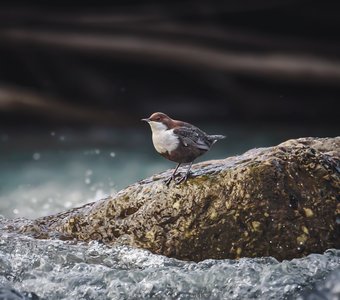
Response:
[141,118,150,122]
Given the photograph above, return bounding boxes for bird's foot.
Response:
[164,172,190,186]
[175,172,191,185]
[164,175,175,186]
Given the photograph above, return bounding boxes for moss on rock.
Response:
[19,137,340,261]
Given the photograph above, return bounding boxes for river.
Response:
[0,125,339,299]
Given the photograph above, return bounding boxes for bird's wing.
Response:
[173,126,211,150]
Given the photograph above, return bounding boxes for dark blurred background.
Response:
[0,1,339,218]
[0,0,340,127]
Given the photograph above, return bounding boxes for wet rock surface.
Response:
[17,137,340,261]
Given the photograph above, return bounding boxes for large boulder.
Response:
[19,137,340,261]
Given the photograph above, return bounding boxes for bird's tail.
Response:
[209,134,226,141]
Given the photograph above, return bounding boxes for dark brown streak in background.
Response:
[0,1,339,126]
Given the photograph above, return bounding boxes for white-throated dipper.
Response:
[142,112,225,185]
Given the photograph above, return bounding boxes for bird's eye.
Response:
[156,117,161,121]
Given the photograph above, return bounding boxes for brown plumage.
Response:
[142,112,225,185]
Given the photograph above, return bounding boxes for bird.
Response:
[142,112,225,185]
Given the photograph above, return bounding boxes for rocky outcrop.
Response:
[19,137,340,261]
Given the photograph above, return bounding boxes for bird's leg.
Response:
[164,163,181,186]
[175,162,193,184]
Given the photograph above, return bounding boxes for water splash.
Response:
[0,227,339,300]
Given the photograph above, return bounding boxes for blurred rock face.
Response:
[19,137,340,261]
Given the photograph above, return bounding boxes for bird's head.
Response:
[142,112,174,132]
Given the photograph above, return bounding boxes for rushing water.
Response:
[0,227,339,300]
[0,126,339,299]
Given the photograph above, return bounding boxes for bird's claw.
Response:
[164,173,190,186]
[164,176,175,186]
[175,172,190,184]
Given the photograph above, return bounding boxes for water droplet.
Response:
[64,201,72,208]
[50,131,56,136]
[110,152,116,158]
[85,178,91,184]
[60,136,65,141]
[95,149,100,155]
[13,208,19,214]
[33,153,41,160]
[85,169,93,176]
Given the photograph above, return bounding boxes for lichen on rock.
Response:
[18,137,340,262]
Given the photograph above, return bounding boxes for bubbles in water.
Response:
[85,169,93,185]
[32,153,41,160]
[94,189,106,200]
[90,182,104,193]
[83,149,101,155]
[64,201,73,208]
[85,170,93,177]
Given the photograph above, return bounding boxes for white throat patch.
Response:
[148,121,179,154]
